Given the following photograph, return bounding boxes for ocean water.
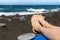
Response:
[0,5,60,16]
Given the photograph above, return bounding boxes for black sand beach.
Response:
[0,12,60,40]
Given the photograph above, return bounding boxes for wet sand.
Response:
[0,12,60,40]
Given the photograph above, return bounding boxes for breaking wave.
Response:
[0,8,60,16]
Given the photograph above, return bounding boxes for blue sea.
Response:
[0,5,60,16]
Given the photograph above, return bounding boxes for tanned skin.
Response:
[31,14,60,40]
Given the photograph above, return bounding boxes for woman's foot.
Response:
[37,14,55,28]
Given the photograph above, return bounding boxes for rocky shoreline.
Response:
[0,12,60,40]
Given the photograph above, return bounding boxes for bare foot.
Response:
[31,15,41,34]
[31,14,60,40]
[37,14,55,28]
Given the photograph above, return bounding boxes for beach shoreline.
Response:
[0,12,60,40]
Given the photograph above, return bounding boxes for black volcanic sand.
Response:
[0,12,60,40]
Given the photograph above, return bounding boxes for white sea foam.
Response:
[26,8,60,12]
[0,12,16,16]
[0,12,48,16]
[51,8,60,12]
[0,8,60,16]
[26,8,49,12]
[0,8,49,16]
